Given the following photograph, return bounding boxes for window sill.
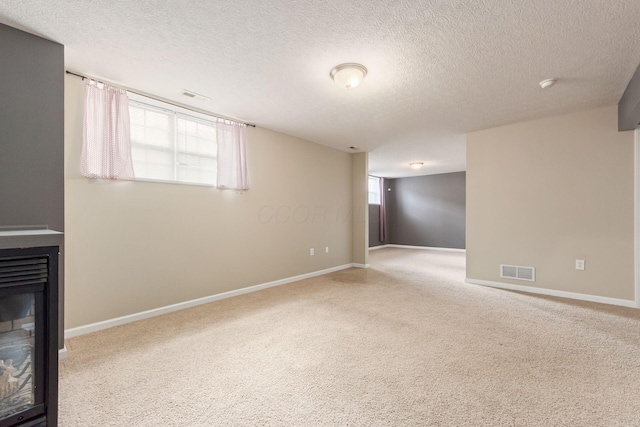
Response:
[83,176,216,188]
[132,177,216,188]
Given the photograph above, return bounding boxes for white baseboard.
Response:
[353,263,370,268]
[370,244,466,253]
[65,263,355,339]
[465,278,637,308]
[59,346,67,360]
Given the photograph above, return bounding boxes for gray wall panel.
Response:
[369,204,385,247]
[389,172,465,249]
[0,23,64,232]
[0,23,65,348]
[619,61,640,131]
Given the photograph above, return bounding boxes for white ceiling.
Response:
[1,1,640,178]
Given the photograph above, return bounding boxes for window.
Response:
[128,93,217,186]
[368,176,381,205]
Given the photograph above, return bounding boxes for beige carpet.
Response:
[59,248,640,426]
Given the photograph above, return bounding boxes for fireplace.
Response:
[0,241,59,427]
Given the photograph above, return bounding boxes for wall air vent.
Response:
[500,264,535,282]
[181,90,211,102]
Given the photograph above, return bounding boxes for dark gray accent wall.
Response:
[619,61,640,131]
[0,23,65,348]
[0,23,64,231]
[369,204,385,247]
[371,171,465,249]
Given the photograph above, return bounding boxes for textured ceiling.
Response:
[1,0,640,177]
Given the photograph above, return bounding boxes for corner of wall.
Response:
[351,153,369,265]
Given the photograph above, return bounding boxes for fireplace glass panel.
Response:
[0,293,36,421]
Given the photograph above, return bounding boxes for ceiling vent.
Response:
[182,90,210,101]
[500,264,535,282]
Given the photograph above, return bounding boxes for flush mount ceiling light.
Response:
[409,162,424,170]
[539,78,558,89]
[330,63,368,90]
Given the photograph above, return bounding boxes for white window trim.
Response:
[128,93,219,187]
[368,176,381,205]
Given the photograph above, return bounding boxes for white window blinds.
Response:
[129,99,218,186]
[82,79,249,190]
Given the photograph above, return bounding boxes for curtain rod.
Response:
[65,70,256,127]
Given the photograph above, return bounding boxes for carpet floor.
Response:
[59,248,640,426]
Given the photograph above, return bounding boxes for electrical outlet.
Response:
[310,248,314,256]
[325,246,329,253]
[576,259,585,270]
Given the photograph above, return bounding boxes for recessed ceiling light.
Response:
[409,162,424,170]
[539,78,558,89]
[330,63,367,90]
[349,146,360,150]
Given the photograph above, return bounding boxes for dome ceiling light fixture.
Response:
[539,78,558,89]
[409,162,424,170]
[330,63,368,90]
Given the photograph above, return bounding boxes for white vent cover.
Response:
[500,264,535,282]
[181,90,211,101]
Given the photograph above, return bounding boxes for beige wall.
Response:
[467,105,635,301]
[352,153,369,265]
[64,75,354,329]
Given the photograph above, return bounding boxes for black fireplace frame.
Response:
[0,246,58,427]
